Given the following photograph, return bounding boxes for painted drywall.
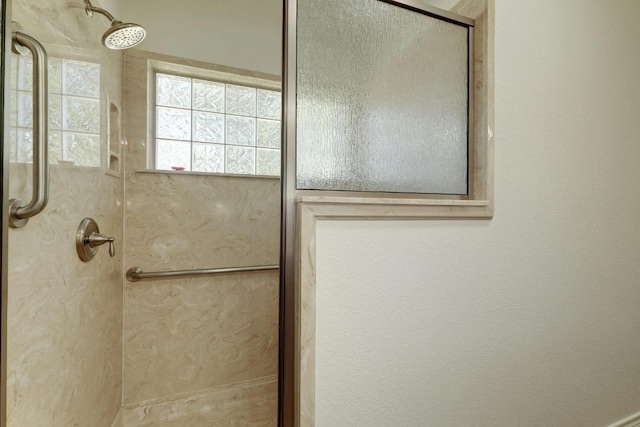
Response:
[121,0,282,75]
[99,0,121,18]
[315,0,640,426]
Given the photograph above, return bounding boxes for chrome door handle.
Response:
[9,23,49,228]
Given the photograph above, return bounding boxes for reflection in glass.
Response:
[63,60,100,98]
[63,133,100,167]
[11,56,102,167]
[63,97,100,133]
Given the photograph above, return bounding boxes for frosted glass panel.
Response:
[63,133,100,167]
[296,0,469,194]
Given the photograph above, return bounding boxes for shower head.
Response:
[102,21,146,50]
[84,0,146,50]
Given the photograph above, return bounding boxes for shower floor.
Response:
[112,375,277,427]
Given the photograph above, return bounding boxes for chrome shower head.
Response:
[102,21,146,50]
[84,0,146,50]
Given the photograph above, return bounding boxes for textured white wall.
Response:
[315,0,640,425]
[121,0,282,75]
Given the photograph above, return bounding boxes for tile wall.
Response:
[7,0,125,426]
[120,51,281,424]
[5,3,280,426]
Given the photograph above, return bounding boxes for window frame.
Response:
[290,0,478,202]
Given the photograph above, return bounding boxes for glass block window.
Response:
[154,73,281,176]
[10,55,101,167]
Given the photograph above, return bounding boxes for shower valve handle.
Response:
[76,217,116,262]
[88,232,116,258]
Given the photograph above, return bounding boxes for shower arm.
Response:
[84,0,118,23]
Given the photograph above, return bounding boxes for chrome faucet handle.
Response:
[76,217,116,261]
[88,232,116,257]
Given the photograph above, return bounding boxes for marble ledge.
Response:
[119,376,278,427]
[135,169,280,181]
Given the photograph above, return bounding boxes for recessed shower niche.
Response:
[107,100,122,176]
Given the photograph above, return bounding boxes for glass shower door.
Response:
[2,0,126,425]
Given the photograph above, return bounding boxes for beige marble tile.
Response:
[111,410,124,427]
[121,38,281,414]
[8,165,124,427]
[120,19,283,418]
[123,54,151,172]
[124,171,280,272]
[8,1,125,425]
[123,271,279,404]
[120,376,277,427]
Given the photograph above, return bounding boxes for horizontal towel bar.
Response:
[126,265,279,282]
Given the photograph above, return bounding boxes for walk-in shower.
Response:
[1,0,282,425]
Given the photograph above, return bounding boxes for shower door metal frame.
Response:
[0,0,10,424]
[279,0,482,425]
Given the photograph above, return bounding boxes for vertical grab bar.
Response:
[8,28,49,228]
